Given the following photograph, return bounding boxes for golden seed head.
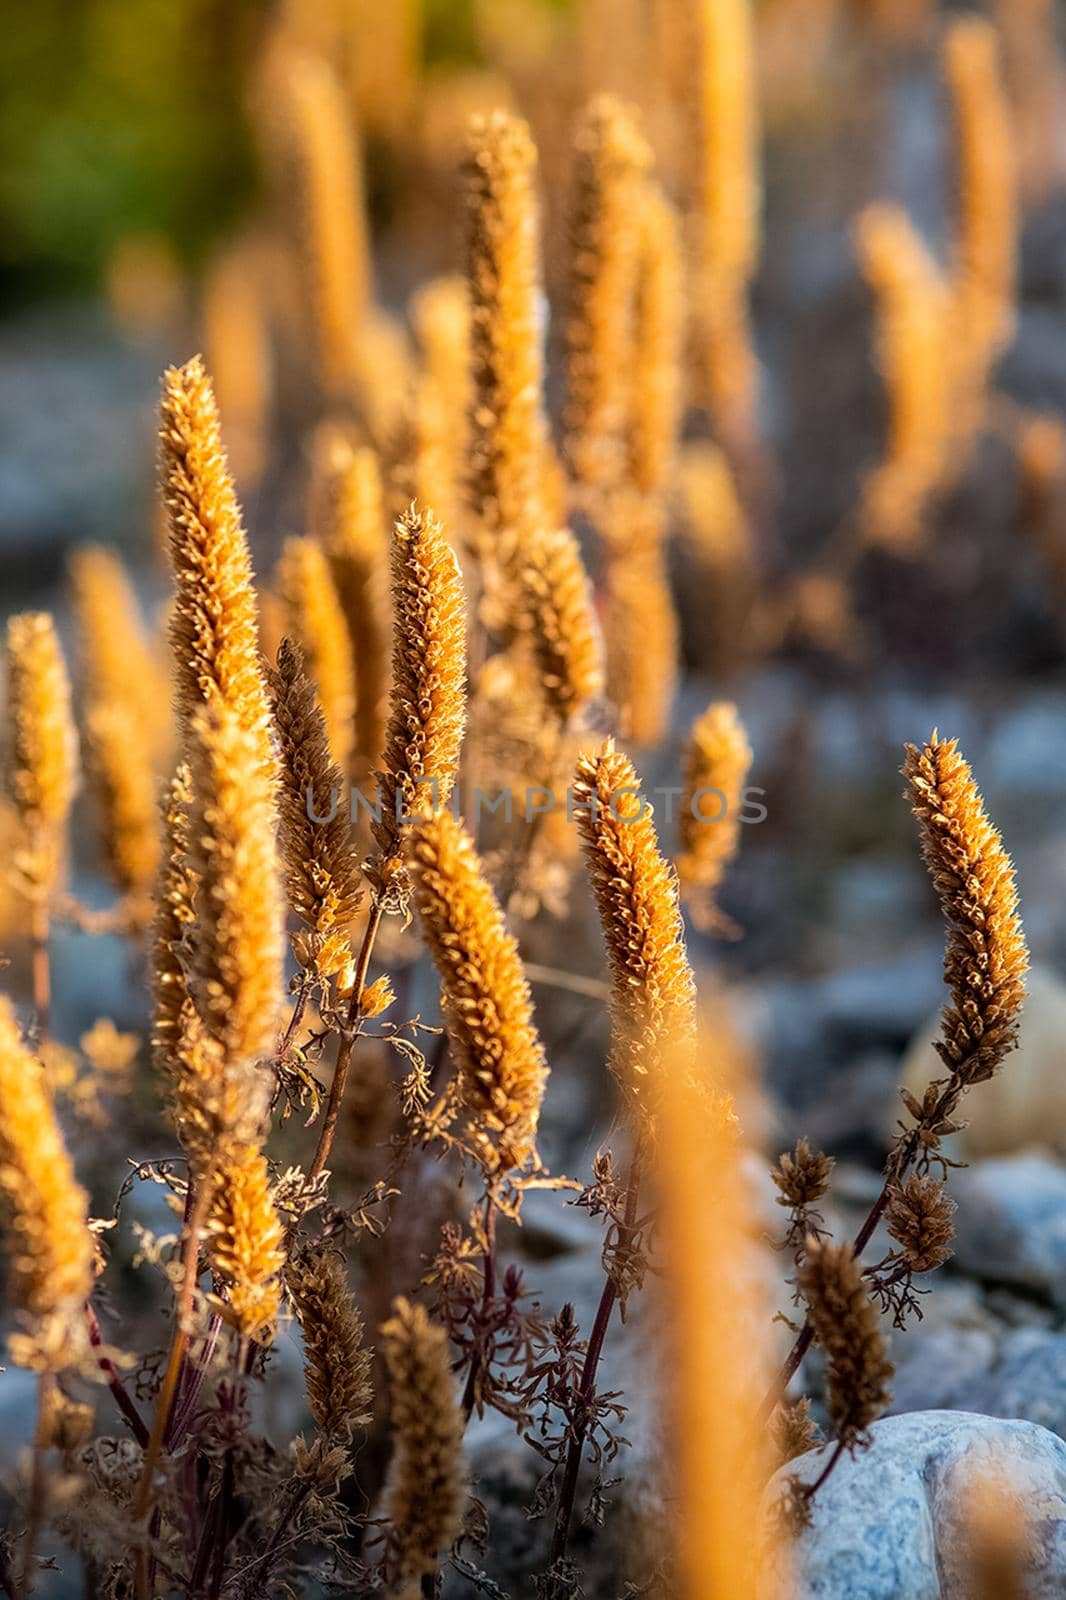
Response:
[572,740,697,1114]
[277,535,356,774]
[465,110,549,548]
[159,356,276,778]
[185,698,285,1068]
[676,700,752,933]
[409,810,548,1178]
[67,543,172,765]
[564,94,652,493]
[629,182,684,500]
[5,612,79,900]
[522,526,604,726]
[207,1145,285,1343]
[0,997,94,1369]
[287,1246,373,1442]
[267,637,362,957]
[797,1239,894,1448]
[381,1296,465,1592]
[602,531,679,748]
[83,703,161,897]
[371,505,467,901]
[903,733,1028,1086]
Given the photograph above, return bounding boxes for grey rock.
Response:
[951,1154,1066,1300]
[765,1411,1066,1598]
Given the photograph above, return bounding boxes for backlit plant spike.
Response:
[277,535,356,775]
[5,612,79,909]
[676,700,753,935]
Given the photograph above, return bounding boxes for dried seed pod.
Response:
[287,1247,373,1442]
[380,1296,465,1596]
[4,613,79,904]
[409,810,547,1178]
[885,1174,955,1274]
[0,997,93,1370]
[676,700,753,934]
[371,505,467,905]
[207,1146,284,1343]
[572,739,697,1118]
[277,535,356,774]
[903,734,1028,1088]
[797,1239,893,1451]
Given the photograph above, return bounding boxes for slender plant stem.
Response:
[303,900,384,1193]
[30,900,50,1038]
[133,1178,214,1600]
[85,1303,149,1448]
[546,1141,644,1589]
[17,1371,56,1599]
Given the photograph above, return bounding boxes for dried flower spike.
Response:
[159,356,276,776]
[371,504,467,903]
[572,740,697,1117]
[381,1296,465,1597]
[277,535,356,774]
[677,700,753,934]
[267,638,362,979]
[523,525,604,727]
[287,1247,373,1442]
[185,698,284,1072]
[797,1238,893,1453]
[4,613,79,904]
[903,733,1028,1088]
[207,1145,284,1343]
[409,810,547,1179]
[564,94,652,494]
[465,111,549,556]
[629,182,684,501]
[0,997,93,1369]
[771,1137,835,1250]
[602,532,679,748]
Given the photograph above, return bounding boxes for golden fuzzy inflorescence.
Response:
[688,0,760,437]
[380,1296,465,1597]
[267,639,363,980]
[277,535,356,774]
[465,111,549,556]
[0,997,94,1369]
[944,18,1017,393]
[676,700,753,933]
[522,526,604,727]
[371,505,467,900]
[312,430,390,778]
[206,1145,285,1343]
[69,546,166,900]
[159,356,276,776]
[409,810,547,1179]
[280,52,370,399]
[4,612,79,904]
[855,203,953,550]
[572,740,697,1115]
[797,1239,893,1451]
[564,94,652,494]
[151,765,200,1092]
[287,1247,373,1442]
[602,530,679,748]
[408,276,473,546]
[185,699,284,1073]
[201,238,272,486]
[629,183,684,502]
[903,734,1028,1088]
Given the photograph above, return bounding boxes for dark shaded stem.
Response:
[546,1141,644,1588]
[86,1303,149,1447]
[304,900,384,1193]
[133,1179,214,1600]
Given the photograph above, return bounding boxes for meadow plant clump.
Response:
[0,2,1049,1597]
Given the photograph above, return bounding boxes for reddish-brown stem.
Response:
[546,1141,644,1588]
[86,1303,149,1447]
[133,1179,214,1600]
[303,900,384,1193]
